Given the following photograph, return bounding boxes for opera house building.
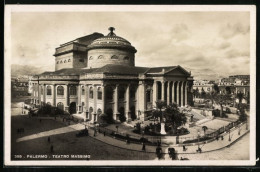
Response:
[30,27,194,123]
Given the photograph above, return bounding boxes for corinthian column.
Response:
[176,81,180,106]
[181,81,184,107]
[161,81,165,101]
[167,81,170,105]
[113,85,119,120]
[152,81,158,107]
[185,81,188,106]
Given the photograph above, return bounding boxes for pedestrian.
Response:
[156,146,162,159]
[50,145,54,153]
[196,146,202,153]
[221,135,224,140]
[94,130,96,137]
[48,136,50,143]
[157,140,161,146]
[39,119,42,123]
[142,142,146,151]
[103,131,106,136]
[183,145,186,151]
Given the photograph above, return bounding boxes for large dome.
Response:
[86,27,137,68]
[87,27,137,53]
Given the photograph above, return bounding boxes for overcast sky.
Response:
[11,12,250,78]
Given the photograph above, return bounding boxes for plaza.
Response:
[11,102,249,161]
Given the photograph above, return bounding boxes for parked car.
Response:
[76,129,89,137]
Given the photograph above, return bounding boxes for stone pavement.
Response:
[16,116,249,156]
[86,122,249,154]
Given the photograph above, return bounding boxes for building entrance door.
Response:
[69,102,77,114]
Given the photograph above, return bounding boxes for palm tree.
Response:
[152,100,167,133]
[213,94,232,117]
[236,92,244,108]
[155,100,167,122]
[202,126,208,135]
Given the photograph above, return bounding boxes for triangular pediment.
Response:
[164,66,190,76]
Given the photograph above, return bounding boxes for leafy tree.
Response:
[213,94,232,117]
[164,103,187,134]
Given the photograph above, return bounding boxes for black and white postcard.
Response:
[4,5,256,166]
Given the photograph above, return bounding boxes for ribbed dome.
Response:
[87,27,137,53]
[90,35,131,46]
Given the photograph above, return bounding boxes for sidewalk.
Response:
[27,116,249,155]
[77,120,249,154]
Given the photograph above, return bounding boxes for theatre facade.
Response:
[30,27,194,123]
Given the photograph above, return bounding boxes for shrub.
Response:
[135,122,141,133]
[119,113,126,122]
[100,114,114,124]
[131,112,137,121]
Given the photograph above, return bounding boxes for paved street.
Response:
[11,112,250,160]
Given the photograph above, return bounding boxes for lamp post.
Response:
[246,117,248,130]
[228,129,231,141]
[197,131,200,143]
[21,103,24,115]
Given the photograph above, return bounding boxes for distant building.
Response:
[11,76,31,98]
[30,27,194,123]
[218,75,250,98]
[193,80,215,93]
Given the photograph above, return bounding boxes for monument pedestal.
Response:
[160,122,167,135]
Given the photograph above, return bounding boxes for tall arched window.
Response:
[47,86,52,95]
[97,108,102,115]
[97,87,102,100]
[57,86,64,96]
[89,87,93,99]
[81,86,85,95]
[57,102,64,110]
[111,55,118,59]
[69,85,77,96]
